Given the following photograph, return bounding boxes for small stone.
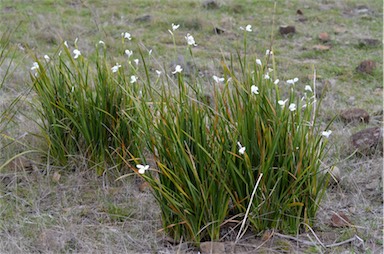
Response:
[356,60,376,74]
[318,32,330,42]
[340,108,370,124]
[134,14,152,23]
[296,9,303,15]
[358,38,380,48]
[350,127,383,153]
[138,181,150,192]
[330,212,351,227]
[202,0,219,9]
[328,166,341,185]
[213,27,225,35]
[200,242,225,254]
[279,25,296,35]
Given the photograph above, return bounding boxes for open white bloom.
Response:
[73,49,81,59]
[264,73,271,80]
[286,77,299,85]
[240,24,252,32]
[237,142,246,155]
[322,130,332,138]
[274,79,280,85]
[266,49,273,56]
[251,85,259,95]
[130,75,138,83]
[122,32,132,40]
[172,65,183,74]
[125,49,133,58]
[256,59,262,66]
[156,70,162,77]
[185,33,197,46]
[213,75,224,83]
[44,55,50,62]
[134,59,139,65]
[111,63,121,73]
[172,23,180,31]
[31,62,39,71]
[305,85,313,92]
[278,99,288,107]
[289,103,297,111]
[137,164,149,174]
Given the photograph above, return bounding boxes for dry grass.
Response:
[0,0,382,253]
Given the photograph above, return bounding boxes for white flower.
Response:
[148,49,152,55]
[64,41,69,48]
[156,70,162,77]
[278,99,288,107]
[98,40,105,45]
[31,62,39,71]
[172,23,180,31]
[237,142,246,155]
[289,103,296,111]
[264,73,271,80]
[111,63,121,73]
[125,49,133,58]
[240,24,252,32]
[185,33,197,46]
[172,65,183,74]
[73,49,81,59]
[137,164,149,174]
[305,85,313,92]
[44,55,50,62]
[130,75,138,83]
[286,77,299,85]
[266,49,273,56]
[213,75,224,83]
[256,59,262,66]
[274,79,280,85]
[251,85,259,95]
[322,130,332,138]
[122,32,132,40]
[134,59,139,65]
[74,37,78,45]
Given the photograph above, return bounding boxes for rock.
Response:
[318,32,330,42]
[213,27,225,35]
[296,9,304,15]
[328,166,341,185]
[340,108,370,124]
[330,212,351,227]
[134,14,152,23]
[202,0,219,9]
[279,25,296,35]
[200,242,225,254]
[356,60,376,74]
[358,38,380,48]
[350,127,383,153]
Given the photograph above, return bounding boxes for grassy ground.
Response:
[0,0,382,253]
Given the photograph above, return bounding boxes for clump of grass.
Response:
[30,40,143,173]
[134,29,331,243]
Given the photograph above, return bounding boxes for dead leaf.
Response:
[330,212,351,227]
[313,45,331,51]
